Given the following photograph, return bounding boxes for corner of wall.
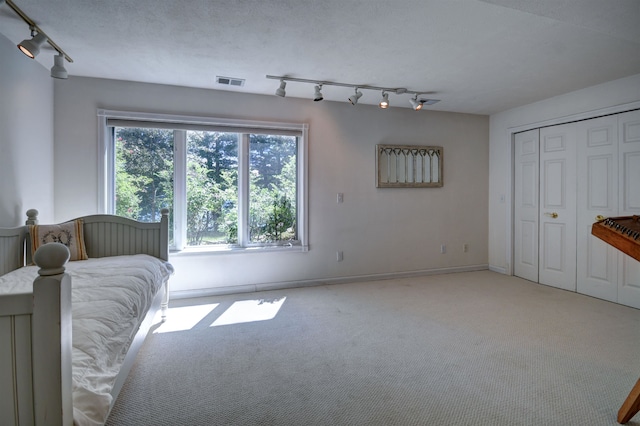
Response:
[0,32,55,226]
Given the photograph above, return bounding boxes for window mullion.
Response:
[105,127,116,214]
[174,130,187,250]
[299,125,309,250]
[238,134,250,246]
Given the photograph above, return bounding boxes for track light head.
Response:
[50,52,68,79]
[409,95,423,111]
[275,80,286,97]
[18,31,47,59]
[379,91,389,109]
[313,85,323,102]
[348,88,363,105]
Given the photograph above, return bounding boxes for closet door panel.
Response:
[618,109,640,308]
[539,125,577,291]
[514,130,539,282]
[576,116,618,302]
[622,151,640,211]
[620,260,640,309]
[620,110,640,213]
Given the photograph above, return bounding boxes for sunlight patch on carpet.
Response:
[154,304,219,333]
[211,297,286,326]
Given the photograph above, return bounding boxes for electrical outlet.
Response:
[463,243,468,252]
[336,251,343,261]
[337,193,344,203]
[440,244,446,254]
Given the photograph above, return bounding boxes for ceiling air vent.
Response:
[216,76,245,87]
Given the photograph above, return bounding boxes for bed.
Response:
[0,209,173,426]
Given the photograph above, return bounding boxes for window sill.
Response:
[170,244,309,257]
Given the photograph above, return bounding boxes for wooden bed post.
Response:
[25,209,39,266]
[32,243,73,426]
[25,209,39,226]
[160,208,170,320]
[160,208,169,262]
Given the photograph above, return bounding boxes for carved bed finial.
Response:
[161,208,169,217]
[26,209,39,225]
[34,243,70,276]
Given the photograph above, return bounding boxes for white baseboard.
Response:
[489,265,507,274]
[170,264,490,299]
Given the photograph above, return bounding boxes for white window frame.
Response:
[97,109,309,253]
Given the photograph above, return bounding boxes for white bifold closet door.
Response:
[538,124,577,291]
[513,124,579,291]
[575,115,619,302]
[513,129,539,283]
[514,109,640,309]
[617,110,640,308]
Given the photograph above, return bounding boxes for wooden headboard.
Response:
[0,209,170,274]
[79,210,169,261]
[26,208,170,264]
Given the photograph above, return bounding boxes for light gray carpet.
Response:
[106,271,640,425]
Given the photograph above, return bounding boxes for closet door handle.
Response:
[544,212,558,219]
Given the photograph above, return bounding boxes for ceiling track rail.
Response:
[266,75,430,96]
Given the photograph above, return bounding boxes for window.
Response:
[98,110,308,252]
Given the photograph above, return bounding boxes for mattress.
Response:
[0,254,174,426]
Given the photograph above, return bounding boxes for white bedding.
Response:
[0,254,174,426]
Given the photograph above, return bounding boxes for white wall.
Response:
[54,77,489,295]
[488,73,640,274]
[0,33,55,226]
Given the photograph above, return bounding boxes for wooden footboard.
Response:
[0,293,35,425]
[1,209,171,425]
[0,243,73,426]
[0,227,33,424]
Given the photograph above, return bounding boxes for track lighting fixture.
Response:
[266,75,439,110]
[313,85,323,102]
[379,91,389,109]
[409,95,423,111]
[50,52,68,79]
[18,29,47,58]
[4,0,74,77]
[348,88,363,105]
[275,80,287,97]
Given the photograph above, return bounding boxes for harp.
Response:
[592,216,640,423]
[591,216,640,262]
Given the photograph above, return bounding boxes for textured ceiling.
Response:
[1,0,639,115]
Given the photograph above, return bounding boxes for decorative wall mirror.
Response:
[376,144,443,188]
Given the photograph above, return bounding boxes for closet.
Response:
[514,109,640,308]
